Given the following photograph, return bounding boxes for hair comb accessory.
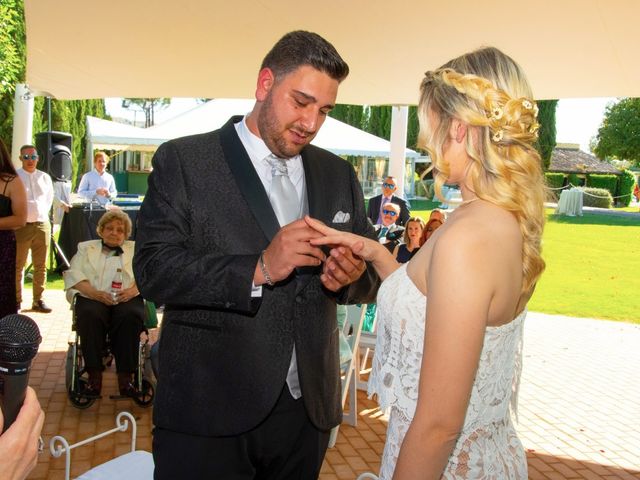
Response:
[492,129,504,143]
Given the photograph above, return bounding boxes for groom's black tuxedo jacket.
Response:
[134,117,379,437]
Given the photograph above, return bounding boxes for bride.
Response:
[308,47,545,479]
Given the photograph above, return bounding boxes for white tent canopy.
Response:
[87,116,166,152]
[87,99,420,158]
[24,0,640,103]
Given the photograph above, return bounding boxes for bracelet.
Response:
[259,250,274,287]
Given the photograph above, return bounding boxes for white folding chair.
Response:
[357,304,378,391]
[49,411,154,480]
[328,303,367,448]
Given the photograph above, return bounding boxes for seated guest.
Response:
[63,210,143,398]
[374,202,404,252]
[393,216,425,263]
[421,209,446,245]
[77,151,117,205]
[367,176,411,226]
[0,138,27,318]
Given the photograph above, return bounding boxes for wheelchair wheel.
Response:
[133,379,155,407]
[68,378,96,409]
[65,344,75,391]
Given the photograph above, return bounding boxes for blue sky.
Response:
[106,97,617,154]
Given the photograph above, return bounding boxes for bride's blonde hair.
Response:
[418,47,545,294]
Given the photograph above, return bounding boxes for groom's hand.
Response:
[256,219,326,285]
[320,246,367,292]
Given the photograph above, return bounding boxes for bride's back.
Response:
[407,199,526,328]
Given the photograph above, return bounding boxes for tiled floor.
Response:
[18,289,640,479]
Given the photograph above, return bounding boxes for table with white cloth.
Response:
[556,188,584,216]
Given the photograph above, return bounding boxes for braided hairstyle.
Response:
[418,47,545,295]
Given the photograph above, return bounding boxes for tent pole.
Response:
[11,84,35,169]
[389,106,408,197]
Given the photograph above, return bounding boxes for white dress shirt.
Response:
[77,169,117,202]
[235,116,305,399]
[17,168,54,223]
[235,117,305,203]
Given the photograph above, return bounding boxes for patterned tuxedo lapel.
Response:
[219,116,280,241]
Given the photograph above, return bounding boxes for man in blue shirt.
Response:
[77,151,117,204]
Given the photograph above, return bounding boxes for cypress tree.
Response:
[536,100,558,170]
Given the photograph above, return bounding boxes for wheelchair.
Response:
[65,295,157,409]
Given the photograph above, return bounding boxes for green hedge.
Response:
[582,187,613,209]
[616,169,636,207]
[545,172,565,189]
[415,179,434,199]
[587,174,617,199]
[568,173,584,187]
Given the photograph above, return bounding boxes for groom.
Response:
[134,31,379,479]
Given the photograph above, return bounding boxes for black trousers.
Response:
[153,386,331,480]
[75,295,145,373]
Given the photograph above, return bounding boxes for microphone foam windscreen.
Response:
[0,314,42,363]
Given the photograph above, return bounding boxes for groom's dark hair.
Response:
[261,30,349,83]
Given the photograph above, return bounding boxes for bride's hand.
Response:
[304,215,381,263]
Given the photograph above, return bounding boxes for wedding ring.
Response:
[38,436,44,453]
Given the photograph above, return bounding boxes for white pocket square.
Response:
[331,211,350,223]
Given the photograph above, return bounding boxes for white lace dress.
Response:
[368,264,527,479]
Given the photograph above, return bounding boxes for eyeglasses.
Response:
[382,182,396,189]
[21,154,39,160]
[382,209,398,217]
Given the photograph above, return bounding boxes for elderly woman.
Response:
[64,210,143,398]
[393,216,425,263]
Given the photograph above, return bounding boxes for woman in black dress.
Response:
[0,139,27,317]
[393,216,425,263]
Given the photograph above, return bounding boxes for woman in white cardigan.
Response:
[64,210,144,398]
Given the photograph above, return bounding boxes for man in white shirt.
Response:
[77,151,117,204]
[15,145,54,313]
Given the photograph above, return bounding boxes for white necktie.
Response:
[266,154,300,226]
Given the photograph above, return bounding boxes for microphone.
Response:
[0,314,42,433]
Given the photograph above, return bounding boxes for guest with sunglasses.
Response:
[374,202,405,253]
[15,145,54,313]
[367,175,411,226]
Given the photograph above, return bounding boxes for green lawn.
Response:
[25,271,64,290]
[413,209,640,324]
[529,212,639,323]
